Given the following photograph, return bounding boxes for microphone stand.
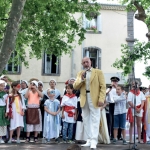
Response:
[131,65,139,150]
[124,65,139,150]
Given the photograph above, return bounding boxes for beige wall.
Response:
[7,8,128,94]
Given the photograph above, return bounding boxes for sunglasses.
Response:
[30,83,35,86]
[38,84,42,86]
[49,90,55,94]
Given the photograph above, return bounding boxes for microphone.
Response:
[83,68,89,78]
[84,72,86,78]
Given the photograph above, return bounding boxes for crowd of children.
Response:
[0,75,150,146]
[0,76,80,144]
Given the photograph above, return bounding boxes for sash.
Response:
[130,90,140,96]
[65,94,76,98]
[64,105,75,117]
[126,104,142,123]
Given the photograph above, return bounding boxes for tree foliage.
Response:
[113,0,150,78]
[112,41,150,75]
[0,0,100,73]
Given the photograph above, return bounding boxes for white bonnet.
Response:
[49,79,57,85]
[31,80,38,87]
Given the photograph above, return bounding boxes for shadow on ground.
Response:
[0,142,149,150]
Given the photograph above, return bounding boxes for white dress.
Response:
[75,98,87,141]
[7,95,26,130]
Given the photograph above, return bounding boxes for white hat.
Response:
[0,80,6,86]
[69,77,76,81]
[22,80,28,86]
[0,75,5,79]
[68,78,76,84]
[31,80,38,87]
[49,79,57,85]
[38,81,43,87]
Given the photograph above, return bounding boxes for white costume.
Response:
[61,95,77,123]
[6,94,26,130]
[127,91,146,117]
[43,99,60,140]
[98,109,110,144]
[75,97,87,141]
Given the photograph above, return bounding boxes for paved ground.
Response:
[0,141,149,150]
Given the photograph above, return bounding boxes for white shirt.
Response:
[86,69,92,91]
[106,87,117,103]
[19,88,28,96]
[127,91,146,106]
[113,93,126,115]
[0,93,8,106]
[61,95,77,123]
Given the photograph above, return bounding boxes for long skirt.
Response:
[75,121,87,141]
[0,106,9,136]
[26,104,42,132]
[98,109,110,144]
[10,103,24,131]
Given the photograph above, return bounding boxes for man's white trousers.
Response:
[82,93,101,145]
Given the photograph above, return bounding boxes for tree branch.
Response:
[133,0,146,22]
[132,0,150,41]
[0,18,8,21]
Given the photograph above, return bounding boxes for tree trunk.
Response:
[146,28,150,41]
[132,0,150,41]
[0,0,26,73]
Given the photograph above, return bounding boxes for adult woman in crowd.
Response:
[43,79,61,101]
[38,81,44,95]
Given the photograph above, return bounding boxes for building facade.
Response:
[6,3,133,94]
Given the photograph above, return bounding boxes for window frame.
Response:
[83,47,101,69]
[42,52,61,76]
[83,13,102,34]
[4,52,21,75]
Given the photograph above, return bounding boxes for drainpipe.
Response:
[126,11,136,88]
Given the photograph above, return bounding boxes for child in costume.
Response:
[25,80,43,143]
[0,80,9,143]
[127,81,145,144]
[7,81,26,143]
[61,84,77,143]
[43,89,60,142]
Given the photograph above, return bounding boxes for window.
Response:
[84,47,101,69]
[83,14,102,32]
[5,51,20,74]
[43,53,60,75]
[85,16,97,30]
